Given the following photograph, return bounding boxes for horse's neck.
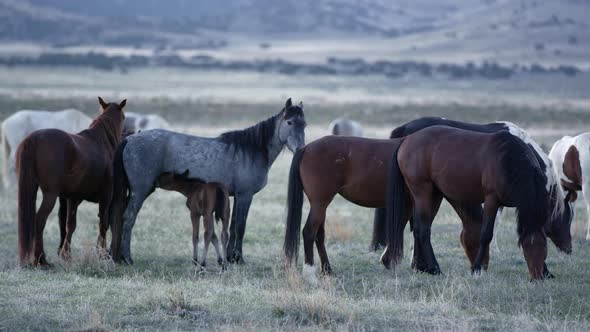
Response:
[266,125,284,167]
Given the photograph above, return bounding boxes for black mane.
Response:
[494,131,549,244]
[218,114,279,162]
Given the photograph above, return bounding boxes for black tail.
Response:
[283,147,306,265]
[383,141,406,266]
[109,139,129,262]
[214,187,226,223]
[389,126,406,139]
[16,137,38,266]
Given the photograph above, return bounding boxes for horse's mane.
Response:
[494,131,549,244]
[82,106,123,151]
[218,114,279,162]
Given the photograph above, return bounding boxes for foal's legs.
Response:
[57,196,67,254]
[58,199,80,260]
[471,197,499,274]
[33,192,58,266]
[200,214,216,269]
[411,189,443,275]
[190,211,201,266]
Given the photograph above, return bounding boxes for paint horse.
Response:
[17,98,126,267]
[283,136,403,284]
[329,118,364,137]
[2,109,92,188]
[109,98,306,265]
[383,126,572,280]
[371,117,573,254]
[550,133,590,239]
[157,171,230,270]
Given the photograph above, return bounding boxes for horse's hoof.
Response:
[369,243,384,252]
[232,252,245,265]
[321,268,334,276]
[122,256,134,265]
[471,265,483,276]
[221,264,227,272]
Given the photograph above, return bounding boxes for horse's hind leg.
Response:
[121,190,150,264]
[97,187,113,253]
[33,192,58,266]
[370,208,387,251]
[582,183,590,240]
[315,222,332,275]
[59,199,80,260]
[471,197,499,274]
[302,203,328,283]
[412,190,443,275]
[450,202,489,270]
[57,196,67,254]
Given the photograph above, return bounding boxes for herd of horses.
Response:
[5,97,590,282]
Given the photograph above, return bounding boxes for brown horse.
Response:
[17,97,126,267]
[283,136,402,283]
[383,126,567,280]
[156,171,230,270]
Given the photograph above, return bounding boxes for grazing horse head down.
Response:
[372,117,573,256]
[384,126,554,280]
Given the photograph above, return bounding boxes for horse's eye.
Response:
[287,120,293,125]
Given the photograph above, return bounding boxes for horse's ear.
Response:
[298,101,303,110]
[285,98,292,109]
[119,99,127,111]
[98,96,108,111]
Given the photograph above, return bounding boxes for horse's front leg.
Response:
[57,196,68,254]
[471,197,499,275]
[228,193,253,264]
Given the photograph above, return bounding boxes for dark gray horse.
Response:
[110,98,306,264]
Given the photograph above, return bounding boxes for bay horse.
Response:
[156,171,230,270]
[17,97,126,267]
[283,135,402,284]
[383,126,571,280]
[109,98,305,265]
[371,116,573,255]
[550,133,590,239]
[2,109,92,188]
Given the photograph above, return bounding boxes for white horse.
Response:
[549,133,590,239]
[1,109,92,188]
[329,118,364,137]
[123,112,171,136]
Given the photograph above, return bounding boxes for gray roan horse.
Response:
[109,98,306,264]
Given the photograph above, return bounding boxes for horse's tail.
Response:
[389,126,406,139]
[284,147,306,266]
[214,186,227,224]
[109,139,129,262]
[16,137,38,266]
[384,141,406,266]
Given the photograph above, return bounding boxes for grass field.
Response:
[1,67,590,331]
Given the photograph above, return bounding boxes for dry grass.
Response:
[1,87,590,331]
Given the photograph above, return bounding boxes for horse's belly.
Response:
[339,184,386,208]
